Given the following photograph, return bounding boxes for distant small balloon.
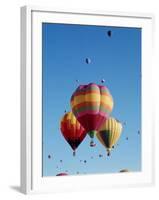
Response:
[85,58,91,64]
[76,79,79,83]
[101,79,105,83]
[107,30,112,37]
[90,142,96,147]
[119,169,130,173]
[138,130,140,134]
[126,137,128,140]
[99,154,103,158]
[60,160,63,163]
[56,173,68,176]
[48,155,51,159]
[84,160,87,163]
[64,110,67,113]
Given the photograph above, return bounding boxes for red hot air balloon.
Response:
[71,83,114,146]
[60,112,87,156]
[56,173,68,176]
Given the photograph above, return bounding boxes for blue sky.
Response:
[42,23,141,176]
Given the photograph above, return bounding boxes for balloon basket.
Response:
[107,150,110,156]
[73,151,76,156]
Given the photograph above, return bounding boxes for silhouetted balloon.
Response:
[85,58,91,64]
[101,79,105,83]
[107,30,112,37]
[48,155,51,159]
[84,160,87,163]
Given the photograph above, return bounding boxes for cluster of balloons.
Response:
[60,82,123,156]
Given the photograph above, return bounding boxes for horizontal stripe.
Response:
[72,93,100,105]
[73,104,111,115]
[76,110,109,118]
[71,90,111,99]
[72,101,113,111]
[71,94,113,107]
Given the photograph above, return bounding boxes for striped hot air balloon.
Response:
[96,117,122,156]
[60,112,87,156]
[71,83,114,146]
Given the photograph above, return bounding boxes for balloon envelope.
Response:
[119,169,130,173]
[96,117,122,156]
[56,173,68,176]
[85,58,91,64]
[71,83,114,145]
[60,112,87,155]
[107,30,112,37]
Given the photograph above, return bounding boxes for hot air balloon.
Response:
[60,111,87,156]
[85,58,91,64]
[107,30,112,37]
[101,79,105,83]
[119,169,130,173]
[76,79,79,83]
[96,117,122,156]
[56,173,68,176]
[71,83,114,146]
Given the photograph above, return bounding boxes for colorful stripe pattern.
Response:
[70,83,114,138]
[96,117,122,154]
[60,112,87,152]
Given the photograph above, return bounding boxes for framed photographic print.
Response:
[21,6,154,194]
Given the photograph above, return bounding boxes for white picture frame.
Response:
[21,5,154,194]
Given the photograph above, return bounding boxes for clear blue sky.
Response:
[42,23,141,176]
